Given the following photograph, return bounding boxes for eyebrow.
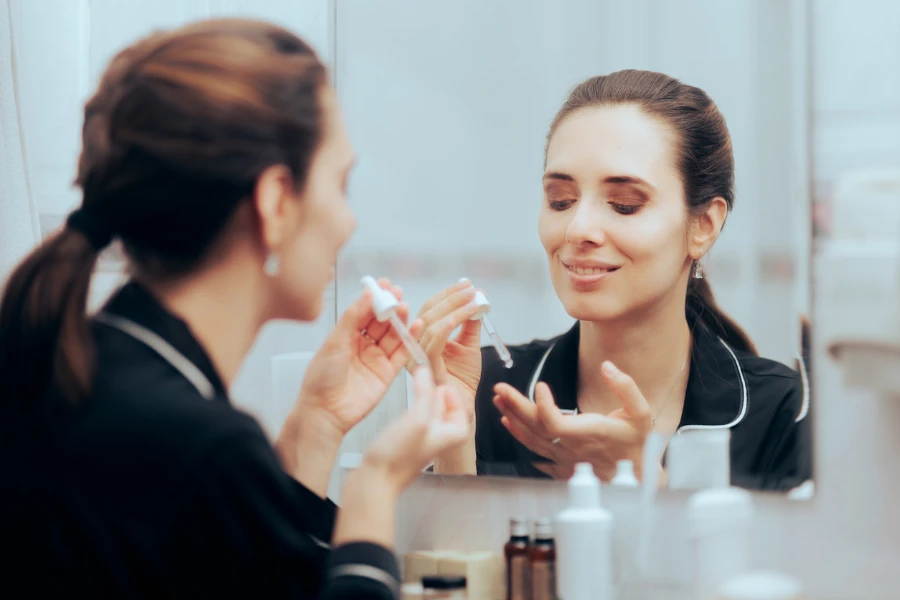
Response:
[543,172,656,192]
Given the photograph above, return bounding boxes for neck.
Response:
[577,293,692,416]
[143,264,266,388]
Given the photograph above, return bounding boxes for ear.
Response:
[689,196,728,259]
[253,164,297,252]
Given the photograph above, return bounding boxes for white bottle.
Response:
[555,463,613,600]
[611,459,639,487]
[687,487,755,600]
[667,429,731,490]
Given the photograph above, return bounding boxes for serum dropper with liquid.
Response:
[360,275,429,367]
[460,278,513,369]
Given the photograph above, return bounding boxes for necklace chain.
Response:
[651,345,691,427]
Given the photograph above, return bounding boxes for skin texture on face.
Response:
[538,103,695,323]
[257,86,357,322]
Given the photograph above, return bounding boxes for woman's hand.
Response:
[411,279,483,424]
[295,278,418,436]
[493,361,658,482]
[276,278,419,494]
[333,367,469,548]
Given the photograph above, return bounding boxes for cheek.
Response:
[538,210,566,254]
[614,213,688,273]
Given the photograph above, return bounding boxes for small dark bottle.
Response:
[504,518,531,600]
[530,518,556,600]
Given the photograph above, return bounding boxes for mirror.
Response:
[333,0,813,493]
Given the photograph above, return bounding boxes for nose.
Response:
[564,199,606,248]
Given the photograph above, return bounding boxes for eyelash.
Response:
[547,200,642,215]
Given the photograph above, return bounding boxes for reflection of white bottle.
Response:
[555,463,613,600]
[667,429,731,490]
[688,487,754,600]
[611,459,639,487]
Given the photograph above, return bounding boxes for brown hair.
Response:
[0,19,328,415]
[547,69,757,355]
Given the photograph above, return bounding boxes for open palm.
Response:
[299,279,419,434]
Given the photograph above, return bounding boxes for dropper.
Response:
[360,276,430,366]
[461,279,513,368]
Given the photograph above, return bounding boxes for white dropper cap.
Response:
[611,459,640,487]
[360,275,399,322]
[459,278,491,320]
[568,463,601,509]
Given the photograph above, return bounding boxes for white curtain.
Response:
[0,0,41,285]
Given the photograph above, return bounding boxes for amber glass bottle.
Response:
[504,518,531,600]
[530,518,556,600]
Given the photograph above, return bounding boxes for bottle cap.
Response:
[611,459,640,487]
[422,575,467,590]
[361,275,399,322]
[459,278,491,320]
[509,517,529,538]
[568,463,601,509]
[534,517,553,539]
[717,570,803,599]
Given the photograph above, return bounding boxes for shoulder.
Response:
[733,349,805,421]
[734,351,804,409]
[89,322,267,465]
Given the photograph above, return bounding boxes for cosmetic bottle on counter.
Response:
[505,518,531,600]
[688,487,755,600]
[530,518,556,600]
[555,463,613,600]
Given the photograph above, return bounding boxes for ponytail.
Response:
[687,276,757,356]
[0,227,103,417]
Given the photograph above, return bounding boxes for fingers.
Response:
[418,279,474,320]
[430,387,468,445]
[419,286,477,337]
[500,415,555,460]
[357,278,403,343]
[419,301,482,360]
[493,382,540,428]
[453,315,482,348]
[534,382,564,437]
[411,366,436,422]
[601,361,651,426]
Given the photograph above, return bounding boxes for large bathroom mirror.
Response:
[333,0,813,493]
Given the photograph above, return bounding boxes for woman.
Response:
[415,70,809,491]
[0,19,468,598]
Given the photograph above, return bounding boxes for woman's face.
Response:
[538,104,694,322]
[276,87,356,321]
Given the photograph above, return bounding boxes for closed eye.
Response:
[549,199,575,211]
[610,203,641,215]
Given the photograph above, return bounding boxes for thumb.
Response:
[454,314,482,347]
[601,361,651,424]
[335,288,376,335]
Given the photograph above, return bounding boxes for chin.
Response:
[555,286,629,323]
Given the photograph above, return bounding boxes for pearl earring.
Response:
[692,260,704,280]
[263,252,281,277]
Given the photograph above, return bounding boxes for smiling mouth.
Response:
[563,262,619,276]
